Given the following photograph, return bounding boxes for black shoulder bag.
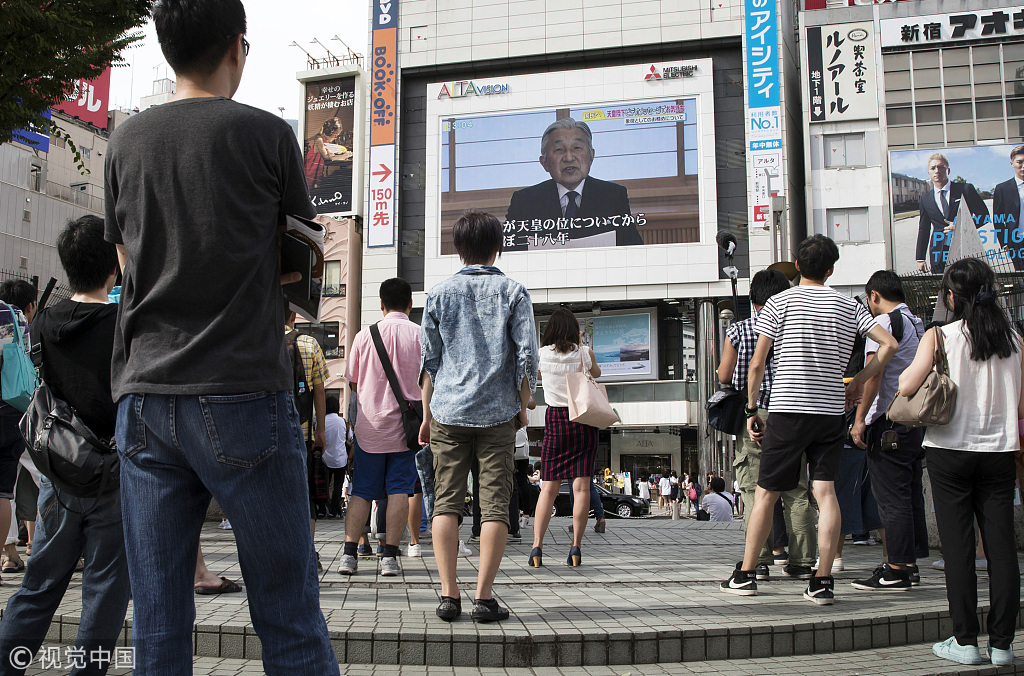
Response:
[19,340,119,499]
[369,323,424,452]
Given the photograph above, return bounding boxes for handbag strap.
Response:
[932,326,950,376]
[3,303,26,352]
[369,323,412,412]
[576,345,593,383]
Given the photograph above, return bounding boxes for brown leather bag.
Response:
[886,327,958,428]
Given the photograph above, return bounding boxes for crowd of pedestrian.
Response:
[0,0,1017,672]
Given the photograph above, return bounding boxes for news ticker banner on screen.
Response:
[744,0,784,229]
[425,60,717,258]
[302,76,357,215]
[368,0,397,247]
[889,143,1024,275]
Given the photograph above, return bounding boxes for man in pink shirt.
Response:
[338,279,422,576]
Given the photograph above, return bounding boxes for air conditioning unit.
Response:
[22,210,31,222]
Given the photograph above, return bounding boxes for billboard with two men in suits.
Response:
[435,92,703,254]
[890,143,1024,275]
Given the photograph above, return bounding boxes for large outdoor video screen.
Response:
[890,143,1024,274]
[438,99,702,254]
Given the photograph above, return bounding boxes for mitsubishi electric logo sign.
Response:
[644,64,697,81]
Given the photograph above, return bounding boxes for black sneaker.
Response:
[508,532,522,543]
[471,598,510,623]
[720,563,757,596]
[804,576,835,605]
[784,564,813,580]
[436,596,462,621]
[851,564,911,591]
[469,534,481,543]
[907,565,921,586]
[755,564,770,581]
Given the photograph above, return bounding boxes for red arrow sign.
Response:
[372,164,393,182]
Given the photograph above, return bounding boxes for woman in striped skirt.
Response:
[529,308,602,568]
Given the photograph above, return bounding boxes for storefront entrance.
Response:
[619,454,672,482]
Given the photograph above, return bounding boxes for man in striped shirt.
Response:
[721,235,898,606]
[718,269,818,582]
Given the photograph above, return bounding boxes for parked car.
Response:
[552,481,650,518]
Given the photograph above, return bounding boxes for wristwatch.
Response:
[744,405,758,418]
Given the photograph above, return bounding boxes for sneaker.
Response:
[784,564,813,580]
[932,637,986,665]
[755,564,770,581]
[469,534,481,543]
[471,598,510,623]
[316,552,323,573]
[457,541,472,557]
[931,558,945,570]
[419,528,432,540]
[907,566,921,586]
[988,645,1015,665]
[814,557,844,572]
[405,543,422,558]
[379,556,400,577]
[436,596,462,621]
[804,576,835,605]
[217,519,232,530]
[720,563,757,596]
[376,544,385,557]
[508,532,522,543]
[773,551,789,566]
[357,544,374,557]
[852,537,877,546]
[851,564,911,591]
[337,554,358,575]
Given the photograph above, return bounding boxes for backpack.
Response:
[285,329,314,428]
[845,308,905,376]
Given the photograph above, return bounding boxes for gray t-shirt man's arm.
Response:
[104,97,316,399]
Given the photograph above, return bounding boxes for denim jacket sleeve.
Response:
[420,296,442,382]
[510,287,538,393]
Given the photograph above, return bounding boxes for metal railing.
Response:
[44,181,104,213]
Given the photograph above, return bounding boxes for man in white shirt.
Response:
[914,153,988,274]
[991,144,1024,271]
[323,395,352,517]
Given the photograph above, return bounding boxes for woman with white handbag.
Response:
[530,309,603,568]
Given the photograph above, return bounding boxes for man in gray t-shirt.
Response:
[849,270,928,591]
[103,1,338,672]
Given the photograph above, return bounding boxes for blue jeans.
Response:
[0,478,129,676]
[415,446,435,520]
[116,392,338,676]
[569,482,604,520]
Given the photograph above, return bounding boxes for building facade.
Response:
[359,0,807,480]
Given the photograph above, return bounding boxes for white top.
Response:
[638,481,651,500]
[514,427,529,460]
[658,477,672,495]
[323,413,353,469]
[539,344,593,408]
[702,492,735,522]
[756,285,877,415]
[923,321,1021,453]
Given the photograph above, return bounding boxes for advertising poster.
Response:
[438,98,701,253]
[745,0,785,228]
[889,143,1024,274]
[368,0,398,247]
[53,69,111,129]
[302,76,356,214]
[806,22,877,123]
[592,313,652,377]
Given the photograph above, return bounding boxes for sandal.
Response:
[1,559,25,573]
[194,577,242,595]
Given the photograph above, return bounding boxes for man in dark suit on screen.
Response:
[915,152,989,274]
[990,144,1024,270]
[505,118,642,249]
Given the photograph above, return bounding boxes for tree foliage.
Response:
[0,0,154,144]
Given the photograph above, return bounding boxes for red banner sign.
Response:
[53,69,112,129]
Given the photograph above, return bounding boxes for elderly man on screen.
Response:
[505,118,641,249]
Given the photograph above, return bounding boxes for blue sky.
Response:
[889,144,1018,193]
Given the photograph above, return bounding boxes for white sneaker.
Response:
[217,519,232,530]
[457,540,472,557]
[989,645,1015,665]
[337,554,358,575]
[813,557,844,572]
[931,558,945,570]
[405,543,422,558]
